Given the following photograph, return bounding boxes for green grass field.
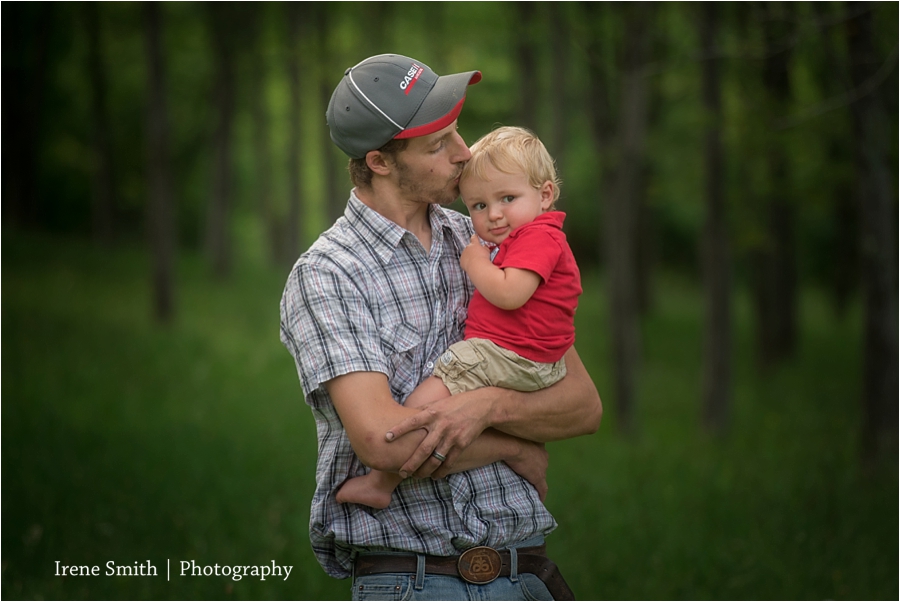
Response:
[2,231,896,600]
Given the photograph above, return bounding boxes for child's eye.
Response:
[470,202,486,211]
[502,195,515,203]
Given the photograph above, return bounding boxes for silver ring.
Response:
[431,451,447,463]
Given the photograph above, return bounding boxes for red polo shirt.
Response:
[464,211,582,363]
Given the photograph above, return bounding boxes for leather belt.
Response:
[354,544,575,600]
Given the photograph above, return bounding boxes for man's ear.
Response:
[365,150,393,176]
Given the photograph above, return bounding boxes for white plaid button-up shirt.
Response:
[280,192,557,578]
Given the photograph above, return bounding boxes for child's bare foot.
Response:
[335,474,394,509]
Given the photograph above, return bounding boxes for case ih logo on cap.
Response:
[399,63,424,95]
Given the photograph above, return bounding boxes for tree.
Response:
[313,3,343,225]
[547,2,570,172]
[205,3,238,279]
[845,2,899,468]
[84,3,116,245]
[751,1,798,370]
[143,2,176,323]
[810,3,860,319]
[2,3,53,229]
[284,2,304,266]
[514,2,539,133]
[699,2,732,434]
[246,5,280,266]
[582,2,654,434]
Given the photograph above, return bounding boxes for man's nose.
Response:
[450,131,471,163]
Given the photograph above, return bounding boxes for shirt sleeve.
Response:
[280,259,389,401]
[498,227,564,283]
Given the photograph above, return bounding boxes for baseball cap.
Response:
[326,54,482,159]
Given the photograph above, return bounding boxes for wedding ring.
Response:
[431,451,447,463]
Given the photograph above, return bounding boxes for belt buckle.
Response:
[457,546,502,585]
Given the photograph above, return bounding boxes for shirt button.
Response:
[426,362,434,370]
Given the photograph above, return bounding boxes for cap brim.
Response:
[395,70,481,139]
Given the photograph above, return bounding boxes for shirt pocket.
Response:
[378,321,421,400]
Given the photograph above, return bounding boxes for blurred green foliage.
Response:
[2,2,898,600]
[3,2,897,281]
[2,232,896,600]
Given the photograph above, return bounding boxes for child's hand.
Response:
[460,234,491,273]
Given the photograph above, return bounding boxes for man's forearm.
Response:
[326,371,541,479]
[433,428,520,475]
[387,346,602,476]
[486,346,602,442]
[433,428,548,499]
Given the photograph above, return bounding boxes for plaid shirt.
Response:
[280,192,557,579]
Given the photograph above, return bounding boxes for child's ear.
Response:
[539,181,555,210]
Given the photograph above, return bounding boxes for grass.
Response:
[2,230,896,600]
[551,274,895,600]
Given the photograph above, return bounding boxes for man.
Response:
[280,54,602,601]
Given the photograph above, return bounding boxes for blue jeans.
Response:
[351,572,554,600]
[351,537,555,601]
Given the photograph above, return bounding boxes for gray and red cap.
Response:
[326,54,482,159]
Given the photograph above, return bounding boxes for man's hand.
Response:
[428,428,549,500]
[385,386,501,478]
[497,436,548,501]
[386,347,601,477]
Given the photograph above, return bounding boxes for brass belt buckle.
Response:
[457,546,502,585]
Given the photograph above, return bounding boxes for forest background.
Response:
[2,2,897,600]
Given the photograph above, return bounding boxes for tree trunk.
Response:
[84,2,116,246]
[206,4,237,279]
[246,7,279,266]
[360,2,392,59]
[634,162,655,316]
[634,22,663,320]
[583,2,616,193]
[314,4,343,225]
[699,2,732,435]
[582,2,639,434]
[284,3,303,266]
[810,2,860,319]
[2,3,52,229]
[606,3,652,434]
[143,2,176,324]
[548,2,569,172]
[831,184,860,318]
[514,2,538,132]
[845,2,899,469]
[753,1,797,370]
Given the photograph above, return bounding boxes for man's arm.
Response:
[325,371,550,496]
[386,345,602,476]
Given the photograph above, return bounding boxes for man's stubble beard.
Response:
[395,159,463,207]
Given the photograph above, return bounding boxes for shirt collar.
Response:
[535,211,566,229]
[506,210,566,243]
[344,190,456,264]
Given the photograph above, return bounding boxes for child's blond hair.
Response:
[461,126,561,207]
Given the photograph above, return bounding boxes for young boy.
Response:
[336,126,582,509]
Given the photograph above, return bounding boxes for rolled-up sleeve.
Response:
[280,260,388,401]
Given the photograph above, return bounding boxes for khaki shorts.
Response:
[432,338,567,396]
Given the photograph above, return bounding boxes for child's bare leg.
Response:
[336,376,451,509]
[335,470,402,509]
[404,375,452,409]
